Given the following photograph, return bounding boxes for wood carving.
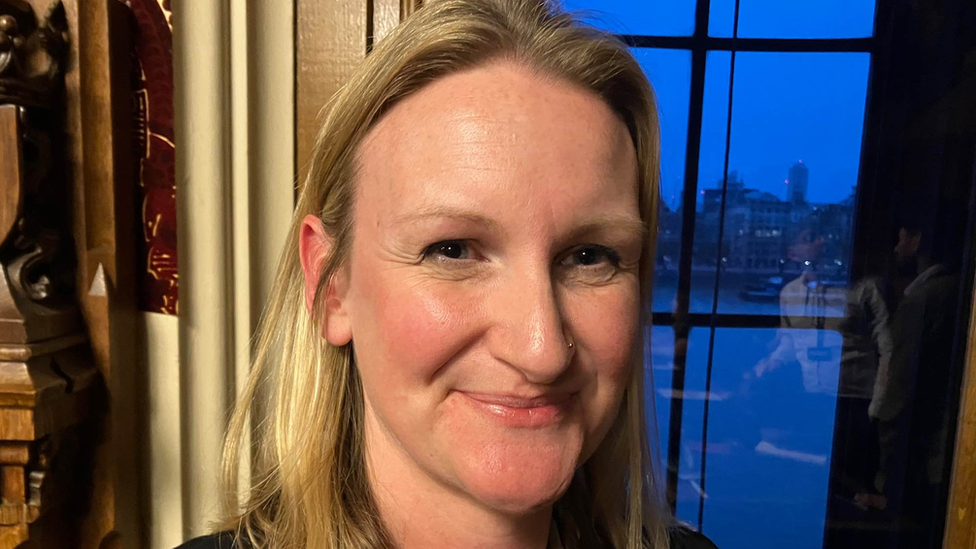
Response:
[0,2,96,547]
[0,0,76,343]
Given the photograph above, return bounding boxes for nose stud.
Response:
[567,341,574,349]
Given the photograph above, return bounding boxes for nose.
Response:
[488,270,574,384]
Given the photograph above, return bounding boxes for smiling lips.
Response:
[459,391,576,428]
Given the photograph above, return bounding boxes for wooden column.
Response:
[62,0,143,546]
[296,0,421,184]
[296,0,367,185]
[944,283,976,548]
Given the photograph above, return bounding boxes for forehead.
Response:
[355,61,639,228]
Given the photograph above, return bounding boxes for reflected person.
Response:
[834,262,893,510]
[754,229,845,394]
[870,224,960,518]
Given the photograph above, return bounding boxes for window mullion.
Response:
[664,0,710,506]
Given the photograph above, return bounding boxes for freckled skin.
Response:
[303,61,642,548]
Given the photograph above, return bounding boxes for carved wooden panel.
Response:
[0,2,107,547]
[1,0,143,547]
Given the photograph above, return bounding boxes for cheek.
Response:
[350,267,480,396]
[572,283,641,379]
[567,283,641,449]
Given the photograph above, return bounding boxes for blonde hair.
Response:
[221,1,667,547]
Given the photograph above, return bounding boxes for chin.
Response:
[456,441,580,515]
[465,474,574,515]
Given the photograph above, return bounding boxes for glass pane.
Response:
[649,326,710,524]
[648,326,674,461]
[689,51,731,314]
[709,0,877,38]
[707,0,735,38]
[561,0,696,36]
[704,52,870,315]
[701,328,841,548]
[631,49,691,313]
[650,8,976,548]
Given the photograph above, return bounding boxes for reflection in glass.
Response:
[701,328,841,549]
[631,49,691,313]
[690,52,871,315]
[649,326,709,525]
[710,0,877,39]
[560,0,696,36]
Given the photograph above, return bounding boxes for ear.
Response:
[298,215,353,346]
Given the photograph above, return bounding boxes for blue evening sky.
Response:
[559,0,875,207]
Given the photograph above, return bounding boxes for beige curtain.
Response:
[145,1,295,547]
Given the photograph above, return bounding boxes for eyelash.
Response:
[420,240,622,270]
[422,240,473,262]
[565,244,622,269]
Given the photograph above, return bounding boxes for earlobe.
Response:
[298,215,353,346]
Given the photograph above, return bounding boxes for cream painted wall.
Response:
[152,0,295,546]
[142,312,182,549]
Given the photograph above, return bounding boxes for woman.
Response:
[181,0,715,547]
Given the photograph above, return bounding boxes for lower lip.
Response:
[458,393,575,428]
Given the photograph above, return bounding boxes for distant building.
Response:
[656,163,854,279]
[788,161,809,204]
[699,184,793,271]
[656,201,682,272]
[679,166,853,276]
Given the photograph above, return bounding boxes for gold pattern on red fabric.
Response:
[129,0,177,314]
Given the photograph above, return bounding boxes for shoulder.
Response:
[173,532,249,549]
[670,525,718,549]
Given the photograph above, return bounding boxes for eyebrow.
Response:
[391,205,504,233]
[566,215,647,253]
[565,214,648,245]
[393,207,646,242]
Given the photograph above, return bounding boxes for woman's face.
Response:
[304,62,643,516]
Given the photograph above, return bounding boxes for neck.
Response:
[364,405,554,549]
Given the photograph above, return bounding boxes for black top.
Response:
[670,526,719,549]
[176,526,718,549]
[177,534,239,549]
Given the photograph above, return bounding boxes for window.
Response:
[552,0,976,545]
[630,49,691,313]
[565,2,877,547]
[698,51,870,316]
[709,0,876,39]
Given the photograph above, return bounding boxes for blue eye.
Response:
[423,240,469,261]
